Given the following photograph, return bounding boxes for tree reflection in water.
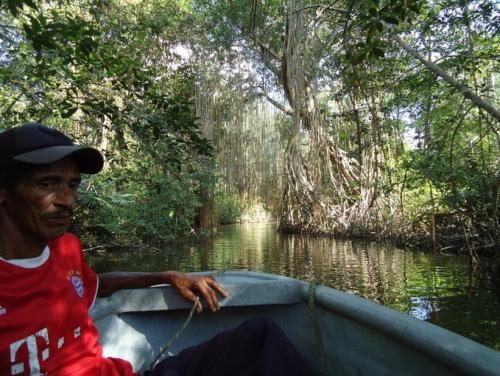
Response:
[87,223,500,351]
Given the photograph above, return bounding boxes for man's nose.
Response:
[54,185,78,209]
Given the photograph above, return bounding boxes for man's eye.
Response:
[39,181,54,188]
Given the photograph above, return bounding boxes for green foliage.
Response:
[1,0,211,160]
[407,107,499,236]
[345,0,424,64]
[215,193,241,225]
[73,167,201,246]
[1,0,213,246]
[1,0,498,252]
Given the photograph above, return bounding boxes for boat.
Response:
[90,271,500,375]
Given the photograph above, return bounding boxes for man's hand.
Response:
[167,272,229,313]
[97,271,229,313]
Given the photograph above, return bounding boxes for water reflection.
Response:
[409,297,441,320]
[87,223,500,351]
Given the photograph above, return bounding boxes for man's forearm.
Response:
[97,271,181,297]
[97,271,229,312]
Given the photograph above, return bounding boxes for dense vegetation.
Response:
[1,0,498,260]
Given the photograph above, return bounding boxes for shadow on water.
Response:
[87,223,500,351]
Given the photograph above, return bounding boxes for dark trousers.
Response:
[144,317,315,376]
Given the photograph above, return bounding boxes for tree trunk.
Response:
[195,78,218,233]
[278,0,360,234]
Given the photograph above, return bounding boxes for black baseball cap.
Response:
[0,123,104,174]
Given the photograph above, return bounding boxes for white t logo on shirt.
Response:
[9,328,49,375]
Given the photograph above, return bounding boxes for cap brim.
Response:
[13,145,104,174]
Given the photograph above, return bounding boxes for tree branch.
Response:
[1,89,26,115]
[0,24,20,30]
[258,91,292,115]
[250,37,283,82]
[291,4,347,17]
[254,37,280,60]
[392,34,500,122]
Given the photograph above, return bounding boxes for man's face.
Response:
[0,158,81,242]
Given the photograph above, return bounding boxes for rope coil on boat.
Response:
[308,282,329,376]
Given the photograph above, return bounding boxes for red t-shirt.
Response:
[0,233,136,375]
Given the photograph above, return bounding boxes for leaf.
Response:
[22,23,32,35]
[62,107,78,118]
[7,0,20,16]
[23,0,37,10]
[351,52,367,65]
[28,16,41,33]
[40,32,56,49]
[367,25,377,40]
[372,47,385,58]
[382,15,400,25]
[392,5,404,16]
[32,38,42,53]
[409,3,420,12]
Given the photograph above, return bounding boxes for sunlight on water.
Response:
[87,223,500,351]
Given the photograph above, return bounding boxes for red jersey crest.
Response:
[67,270,85,298]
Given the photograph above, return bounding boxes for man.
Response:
[0,123,314,375]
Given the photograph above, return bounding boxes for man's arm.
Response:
[97,271,228,313]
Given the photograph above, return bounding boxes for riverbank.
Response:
[278,218,498,259]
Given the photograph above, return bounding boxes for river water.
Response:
[87,222,500,351]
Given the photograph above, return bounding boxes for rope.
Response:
[149,296,200,370]
[149,271,225,370]
[308,282,329,376]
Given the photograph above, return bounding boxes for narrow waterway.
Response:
[87,223,500,351]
